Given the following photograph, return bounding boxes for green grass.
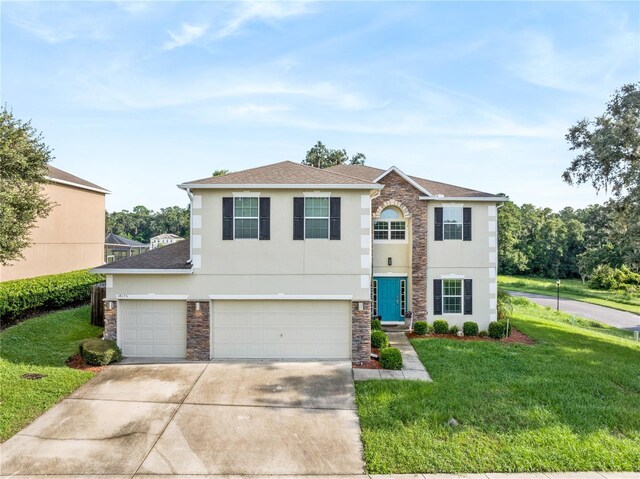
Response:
[0,306,102,442]
[499,275,640,315]
[355,301,640,473]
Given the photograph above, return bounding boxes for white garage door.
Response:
[119,300,187,358]
[211,300,350,359]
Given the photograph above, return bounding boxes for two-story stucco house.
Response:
[94,161,503,363]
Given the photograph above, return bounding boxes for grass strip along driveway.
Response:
[355,300,640,474]
[0,306,102,442]
[499,275,640,315]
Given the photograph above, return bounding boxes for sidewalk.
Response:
[352,330,432,381]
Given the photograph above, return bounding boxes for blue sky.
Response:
[2,1,639,212]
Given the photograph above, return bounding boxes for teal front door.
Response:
[374,277,406,322]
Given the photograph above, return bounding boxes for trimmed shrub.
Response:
[478,330,488,338]
[371,319,382,331]
[380,347,402,370]
[0,269,105,322]
[80,338,122,366]
[371,330,389,349]
[463,321,479,337]
[488,321,512,339]
[433,319,449,334]
[413,321,428,335]
[589,264,640,291]
[449,325,459,334]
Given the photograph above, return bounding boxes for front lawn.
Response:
[0,306,102,442]
[499,275,640,315]
[355,301,640,473]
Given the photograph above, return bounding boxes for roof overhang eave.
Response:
[91,268,193,275]
[177,183,383,190]
[419,196,507,202]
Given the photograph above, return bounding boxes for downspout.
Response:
[185,187,194,266]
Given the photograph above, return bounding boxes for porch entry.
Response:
[373,276,407,322]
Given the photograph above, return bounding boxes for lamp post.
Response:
[556,279,561,311]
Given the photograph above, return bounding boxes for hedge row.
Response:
[0,269,105,322]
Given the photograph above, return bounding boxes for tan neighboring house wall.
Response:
[0,170,108,282]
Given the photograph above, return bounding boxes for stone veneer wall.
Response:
[372,170,428,322]
[103,299,117,340]
[186,300,210,361]
[352,300,371,364]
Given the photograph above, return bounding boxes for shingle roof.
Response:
[94,240,191,271]
[105,233,148,247]
[182,161,379,187]
[328,164,498,198]
[48,165,109,194]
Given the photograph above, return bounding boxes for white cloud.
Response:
[216,1,312,39]
[163,23,209,50]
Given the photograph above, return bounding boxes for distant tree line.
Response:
[106,205,189,244]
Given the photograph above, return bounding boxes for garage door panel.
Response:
[212,300,350,360]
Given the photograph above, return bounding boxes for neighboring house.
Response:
[149,233,184,250]
[93,161,503,363]
[105,233,149,263]
[1,166,109,282]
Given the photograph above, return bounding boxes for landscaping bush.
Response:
[0,269,105,322]
[371,319,382,331]
[380,347,402,370]
[433,319,449,334]
[497,288,514,321]
[589,264,640,291]
[478,330,488,338]
[79,338,122,366]
[413,321,428,335]
[371,330,389,349]
[463,321,479,336]
[488,321,512,339]
[449,325,459,334]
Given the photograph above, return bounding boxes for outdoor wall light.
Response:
[388,257,392,266]
[358,302,363,311]
[195,302,201,311]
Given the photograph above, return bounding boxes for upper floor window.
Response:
[305,197,329,239]
[374,207,406,240]
[435,206,471,241]
[443,206,463,240]
[234,197,259,239]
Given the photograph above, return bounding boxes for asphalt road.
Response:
[509,291,640,332]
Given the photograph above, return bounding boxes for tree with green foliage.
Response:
[106,205,190,243]
[0,106,54,265]
[302,141,366,169]
[212,169,230,176]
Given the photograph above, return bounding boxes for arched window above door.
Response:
[374,207,406,241]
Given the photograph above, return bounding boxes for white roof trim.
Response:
[208,294,353,301]
[419,196,506,202]
[178,183,383,191]
[91,268,193,274]
[115,294,189,300]
[373,166,432,196]
[48,177,110,194]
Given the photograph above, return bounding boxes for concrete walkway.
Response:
[353,331,432,381]
[509,291,640,332]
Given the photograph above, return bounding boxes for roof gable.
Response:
[47,166,109,194]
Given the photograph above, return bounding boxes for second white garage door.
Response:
[211,300,350,359]
[119,300,187,358]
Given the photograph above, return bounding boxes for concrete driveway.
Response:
[0,361,364,476]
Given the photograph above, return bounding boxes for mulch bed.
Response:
[66,354,106,373]
[352,347,384,369]
[407,327,535,345]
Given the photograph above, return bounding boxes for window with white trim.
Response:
[304,197,329,239]
[234,197,259,239]
[443,206,463,240]
[443,279,462,314]
[374,207,406,240]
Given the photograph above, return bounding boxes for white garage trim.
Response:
[117,294,189,300]
[208,294,353,300]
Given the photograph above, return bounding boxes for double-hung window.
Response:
[234,197,259,239]
[373,207,406,241]
[304,197,329,239]
[442,279,462,314]
[443,206,463,240]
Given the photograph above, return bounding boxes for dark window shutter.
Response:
[433,279,443,315]
[434,207,443,241]
[293,197,304,240]
[463,207,472,241]
[259,197,270,240]
[330,197,341,240]
[222,197,233,240]
[464,279,473,315]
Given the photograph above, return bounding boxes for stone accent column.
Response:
[103,299,117,340]
[352,301,371,364]
[187,300,210,361]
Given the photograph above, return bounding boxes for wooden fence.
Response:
[91,282,106,327]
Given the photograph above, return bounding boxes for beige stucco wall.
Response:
[0,183,106,282]
[426,201,498,330]
[108,188,374,301]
